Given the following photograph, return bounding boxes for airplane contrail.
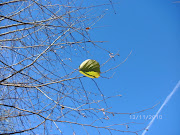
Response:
[142,80,180,135]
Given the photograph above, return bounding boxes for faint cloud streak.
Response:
[142,80,180,135]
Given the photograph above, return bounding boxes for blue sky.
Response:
[83,0,180,135]
[1,0,179,134]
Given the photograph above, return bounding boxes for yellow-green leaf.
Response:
[79,59,100,78]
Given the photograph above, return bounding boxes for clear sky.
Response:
[87,0,180,135]
[25,0,179,134]
[2,0,179,134]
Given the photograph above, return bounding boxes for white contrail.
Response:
[142,80,180,135]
